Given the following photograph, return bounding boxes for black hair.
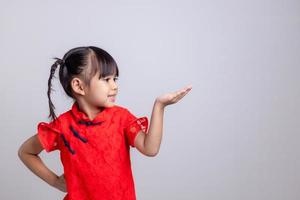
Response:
[47,46,119,121]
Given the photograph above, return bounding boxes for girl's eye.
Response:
[104,77,118,82]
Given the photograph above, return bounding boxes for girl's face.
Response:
[84,71,118,108]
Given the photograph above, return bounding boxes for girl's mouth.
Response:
[108,95,116,102]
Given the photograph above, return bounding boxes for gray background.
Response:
[1,0,299,199]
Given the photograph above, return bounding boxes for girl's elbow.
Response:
[146,149,159,157]
[17,146,22,158]
[17,145,26,161]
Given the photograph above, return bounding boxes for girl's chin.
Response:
[105,101,116,107]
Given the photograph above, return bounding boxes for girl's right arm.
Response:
[17,134,66,192]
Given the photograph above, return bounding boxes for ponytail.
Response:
[47,57,64,121]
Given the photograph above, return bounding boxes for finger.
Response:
[174,92,187,102]
[173,85,192,99]
[175,88,187,97]
[182,85,192,93]
[181,85,192,91]
[183,86,192,93]
[175,90,182,97]
[176,92,189,102]
[174,88,191,102]
[185,84,192,89]
[186,87,192,92]
[178,87,191,96]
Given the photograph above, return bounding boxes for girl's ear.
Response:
[71,77,86,96]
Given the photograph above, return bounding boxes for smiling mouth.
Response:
[108,95,116,102]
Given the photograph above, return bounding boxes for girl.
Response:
[18,46,192,200]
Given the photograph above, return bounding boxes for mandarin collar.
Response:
[70,102,112,124]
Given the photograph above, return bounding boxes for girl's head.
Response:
[48,46,119,120]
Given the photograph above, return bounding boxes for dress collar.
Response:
[70,101,112,124]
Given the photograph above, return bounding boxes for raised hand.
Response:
[155,85,192,107]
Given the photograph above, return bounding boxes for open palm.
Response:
[156,85,192,107]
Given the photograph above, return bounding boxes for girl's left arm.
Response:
[134,85,192,157]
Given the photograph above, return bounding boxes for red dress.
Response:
[37,102,149,200]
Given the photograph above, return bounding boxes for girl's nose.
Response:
[110,80,118,90]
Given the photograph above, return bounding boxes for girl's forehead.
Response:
[102,72,118,78]
[93,69,116,78]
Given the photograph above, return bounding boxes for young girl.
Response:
[18,46,192,200]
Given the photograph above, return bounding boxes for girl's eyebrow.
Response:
[103,75,118,78]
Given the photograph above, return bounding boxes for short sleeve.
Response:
[37,119,61,153]
[123,109,149,148]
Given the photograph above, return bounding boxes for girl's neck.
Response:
[75,100,104,121]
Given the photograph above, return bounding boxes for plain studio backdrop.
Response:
[1,0,299,199]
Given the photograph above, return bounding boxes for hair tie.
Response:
[54,57,65,66]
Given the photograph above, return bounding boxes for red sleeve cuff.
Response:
[37,121,60,152]
[125,117,149,147]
